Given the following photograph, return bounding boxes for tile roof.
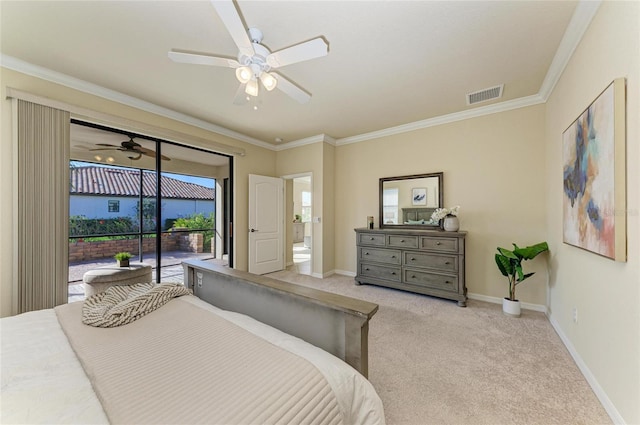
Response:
[70,166,214,200]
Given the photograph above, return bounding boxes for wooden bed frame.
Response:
[182,260,379,378]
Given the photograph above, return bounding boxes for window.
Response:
[383,188,399,224]
[301,191,312,223]
[108,200,120,213]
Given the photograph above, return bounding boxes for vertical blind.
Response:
[16,100,70,313]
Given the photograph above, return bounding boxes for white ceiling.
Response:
[1,1,582,147]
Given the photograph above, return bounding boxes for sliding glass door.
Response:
[68,121,232,300]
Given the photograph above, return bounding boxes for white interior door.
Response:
[248,174,284,274]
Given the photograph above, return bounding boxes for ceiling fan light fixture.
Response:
[260,72,277,91]
[235,66,253,84]
[245,79,259,97]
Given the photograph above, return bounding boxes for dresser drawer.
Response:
[403,251,458,273]
[360,263,401,282]
[420,236,458,252]
[403,269,458,291]
[358,233,386,246]
[388,235,419,249]
[359,247,401,265]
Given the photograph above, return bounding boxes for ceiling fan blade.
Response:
[266,38,328,69]
[168,50,239,68]
[94,143,119,148]
[211,0,254,58]
[136,146,171,161]
[233,83,250,105]
[89,148,118,152]
[272,73,311,104]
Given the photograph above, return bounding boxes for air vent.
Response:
[466,84,504,105]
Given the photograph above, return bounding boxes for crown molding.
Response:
[538,0,602,101]
[336,94,545,146]
[1,54,273,150]
[275,133,336,151]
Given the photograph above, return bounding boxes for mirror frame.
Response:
[379,172,444,229]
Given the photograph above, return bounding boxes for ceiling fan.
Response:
[168,0,329,104]
[90,137,171,161]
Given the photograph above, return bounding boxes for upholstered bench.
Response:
[83,263,153,297]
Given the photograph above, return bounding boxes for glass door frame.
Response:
[71,119,234,279]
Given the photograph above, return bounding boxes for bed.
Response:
[1,262,385,424]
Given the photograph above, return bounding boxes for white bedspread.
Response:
[1,296,385,425]
[1,307,109,424]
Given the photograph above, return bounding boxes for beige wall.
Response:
[276,142,324,276]
[545,2,639,423]
[334,104,549,304]
[322,143,335,275]
[276,142,335,277]
[0,67,276,317]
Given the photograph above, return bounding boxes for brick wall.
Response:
[69,233,203,263]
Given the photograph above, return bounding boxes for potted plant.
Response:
[495,241,549,317]
[114,251,132,267]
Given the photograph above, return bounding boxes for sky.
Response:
[71,161,214,189]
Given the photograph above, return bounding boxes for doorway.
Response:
[285,174,312,275]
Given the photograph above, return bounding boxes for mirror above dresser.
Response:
[379,172,443,229]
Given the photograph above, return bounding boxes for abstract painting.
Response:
[412,188,427,206]
[562,78,626,261]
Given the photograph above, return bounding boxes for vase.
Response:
[502,298,521,317]
[443,215,459,231]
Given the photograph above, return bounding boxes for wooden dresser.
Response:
[354,227,467,306]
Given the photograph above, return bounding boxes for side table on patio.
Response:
[83,263,153,297]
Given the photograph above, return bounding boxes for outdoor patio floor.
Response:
[68,251,226,303]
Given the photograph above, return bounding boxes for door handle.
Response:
[250,228,259,232]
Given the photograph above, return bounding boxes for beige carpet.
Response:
[267,270,611,425]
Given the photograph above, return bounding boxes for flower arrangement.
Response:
[429,205,460,223]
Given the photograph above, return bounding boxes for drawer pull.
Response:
[410,257,416,261]
[400,239,405,242]
[436,242,442,245]
[365,252,369,255]
[370,237,375,240]
[365,268,370,271]
[391,272,396,275]
[411,275,416,279]
[444,261,450,265]
[445,280,450,284]
[391,255,396,258]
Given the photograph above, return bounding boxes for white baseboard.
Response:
[310,269,356,279]
[547,314,625,424]
[467,292,547,313]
